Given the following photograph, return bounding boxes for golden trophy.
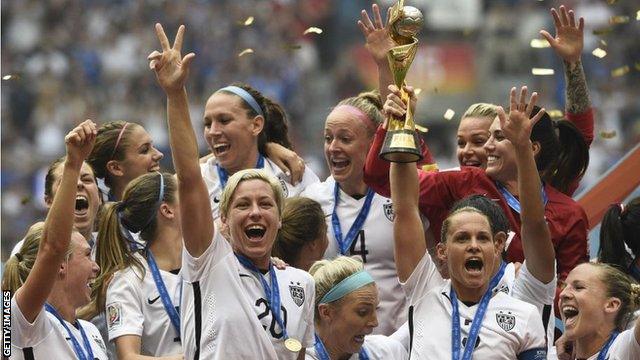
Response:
[379,0,425,163]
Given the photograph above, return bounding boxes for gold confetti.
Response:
[547,110,564,119]
[530,39,550,48]
[532,68,555,76]
[415,124,429,133]
[599,130,617,139]
[238,48,254,57]
[443,109,455,121]
[592,48,607,59]
[635,62,640,71]
[303,27,323,35]
[593,27,613,35]
[283,44,302,50]
[637,10,640,21]
[2,75,13,80]
[414,88,422,95]
[606,0,617,4]
[609,15,630,24]
[242,16,254,26]
[611,65,630,77]
[599,39,608,47]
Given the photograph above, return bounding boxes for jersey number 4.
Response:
[349,230,368,263]
[256,298,288,339]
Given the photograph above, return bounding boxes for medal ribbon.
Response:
[235,254,289,340]
[44,303,95,360]
[597,331,619,360]
[314,333,369,360]
[495,182,548,214]
[331,183,375,255]
[450,261,507,360]
[216,154,265,188]
[146,251,182,336]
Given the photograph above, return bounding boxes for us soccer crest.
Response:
[383,202,395,221]
[496,311,516,331]
[289,282,305,307]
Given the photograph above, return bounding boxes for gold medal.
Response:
[284,338,302,352]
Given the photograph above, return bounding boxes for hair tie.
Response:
[14,253,23,262]
[319,270,375,304]
[217,86,265,118]
[110,122,130,160]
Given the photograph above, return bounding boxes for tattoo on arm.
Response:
[564,60,591,114]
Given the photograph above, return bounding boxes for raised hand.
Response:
[383,84,417,124]
[497,86,546,148]
[358,4,395,65]
[540,5,584,64]
[64,119,97,166]
[148,24,196,94]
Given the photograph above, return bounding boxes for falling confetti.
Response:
[592,48,607,59]
[283,44,302,50]
[238,48,254,57]
[547,110,564,119]
[611,66,630,77]
[609,16,630,24]
[600,39,608,47]
[635,62,640,71]
[530,39,551,48]
[443,109,455,121]
[2,75,14,80]
[414,88,422,95]
[531,68,555,76]
[242,16,254,26]
[606,0,617,4]
[415,124,429,133]
[599,130,617,139]
[303,27,323,35]
[593,27,613,35]
[637,11,640,21]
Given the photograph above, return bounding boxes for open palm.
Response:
[499,86,545,148]
[358,4,395,64]
[148,24,195,94]
[540,5,584,64]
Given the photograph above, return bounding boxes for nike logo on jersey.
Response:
[148,295,161,304]
[239,274,253,278]
[214,196,220,203]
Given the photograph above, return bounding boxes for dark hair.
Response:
[87,121,142,187]
[221,82,293,153]
[598,198,640,270]
[450,195,510,235]
[272,197,326,265]
[44,157,66,201]
[529,106,589,194]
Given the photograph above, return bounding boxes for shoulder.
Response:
[364,335,408,358]
[277,266,315,285]
[301,177,334,203]
[109,256,147,286]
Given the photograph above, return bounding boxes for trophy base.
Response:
[379,129,424,163]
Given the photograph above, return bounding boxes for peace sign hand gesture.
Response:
[540,5,584,64]
[358,4,395,65]
[148,24,196,95]
[497,86,546,149]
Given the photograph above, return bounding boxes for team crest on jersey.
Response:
[107,302,122,329]
[279,178,289,197]
[383,202,395,221]
[289,282,305,307]
[496,311,516,331]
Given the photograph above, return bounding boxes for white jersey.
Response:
[201,156,319,219]
[181,231,315,360]
[305,335,407,359]
[10,296,108,359]
[105,253,183,356]
[11,232,99,260]
[403,254,547,360]
[587,328,640,360]
[302,176,407,335]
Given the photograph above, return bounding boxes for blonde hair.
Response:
[2,222,76,294]
[590,262,640,329]
[309,256,365,320]
[334,91,384,137]
[218,169,284,218]
[461,103,498,121]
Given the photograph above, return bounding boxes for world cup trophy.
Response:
[379,0,425,163]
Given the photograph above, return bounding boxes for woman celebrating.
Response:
[307,256,407,359]
[559,263,640,359]
[149,24,315,359]
[598,198,640,280]
[8,120,107,359]
[302,91,411,335]
[390,90,549,359]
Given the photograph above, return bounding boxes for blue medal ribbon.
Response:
[235,254,289,340]
[146,251,182,336]
[44,303,95,360]
[495,182,548,214]
[331,183,375,255]
[216,154,265,188]
[450,261,507,360]
[597,331,619,360]
[314,333,369,360]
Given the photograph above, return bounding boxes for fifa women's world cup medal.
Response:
[379,0,425,163]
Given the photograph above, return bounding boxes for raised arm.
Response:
[149,24,211,257]
[16,120,96,322]
[358,4,395,102]
[499,86,554,283]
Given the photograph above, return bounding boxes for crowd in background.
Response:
[2,0,639,259]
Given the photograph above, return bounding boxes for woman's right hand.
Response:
[358,4,395,65]
[383,84,417,128]
[65,119,97,167]
[148,24,196,95]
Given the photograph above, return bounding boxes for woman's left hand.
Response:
[497,86,546,149]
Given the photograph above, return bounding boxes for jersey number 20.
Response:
[256,298,288,338]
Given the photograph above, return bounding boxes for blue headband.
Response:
[319,270,375,304]
[217,86,264,118]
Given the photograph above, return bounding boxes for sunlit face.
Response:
[324,108,372,186]
[559,264,617,341]
[48,162,101,238]
[484,117,517,184]
[439,211,499,291]
[456,116,492,168]
[320,284,379,355]
[64,233,100,308]
[223,179,281,263]
[203,93,263,173]
[115,125,163,185]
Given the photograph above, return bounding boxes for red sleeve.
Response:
[363,125,393,197]
[566,107,594,147]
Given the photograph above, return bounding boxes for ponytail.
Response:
[599,204,631,269]
[1,223,45,294]
[272,197,326,266]
[543,120,589,194]
[592,263,640,329]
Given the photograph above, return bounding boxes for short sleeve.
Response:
[11,295,52,348]
[511,261,557,312]
[400,252,445,304]
[608,328,640,360]
[301,277,316,348]
[105,270,144,340]
[518,305,547,358]
[181,231,231,283]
